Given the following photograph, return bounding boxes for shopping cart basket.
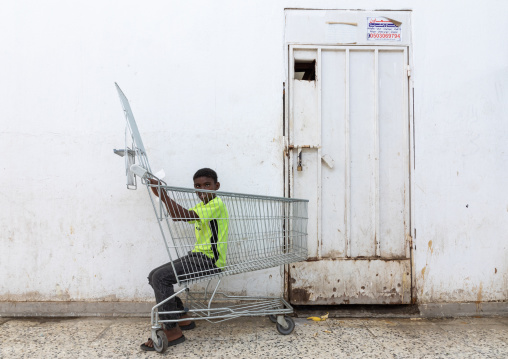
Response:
[114,83,308,353]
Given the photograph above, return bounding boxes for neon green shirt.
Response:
[189,196,229,268]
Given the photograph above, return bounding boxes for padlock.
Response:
[297,148,303,171]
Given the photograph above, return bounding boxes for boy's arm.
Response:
[147,179,199,222]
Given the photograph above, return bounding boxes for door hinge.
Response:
[407,65,411,77]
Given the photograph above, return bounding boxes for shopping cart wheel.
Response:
[153,330,168,353]
[276,316,295,335]
[268,315,277,323]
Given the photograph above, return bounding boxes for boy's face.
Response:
[194,176,220,204]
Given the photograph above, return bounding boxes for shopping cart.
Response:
[114,83,308,353]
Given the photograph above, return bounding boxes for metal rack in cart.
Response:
[114,83,308,353]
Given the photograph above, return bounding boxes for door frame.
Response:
[283,43,416,303]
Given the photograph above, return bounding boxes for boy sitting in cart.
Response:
[140,168,229,351]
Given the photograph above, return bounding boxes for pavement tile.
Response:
[432,355,504,359]
[493,317,508,326]
[0,318,112,358]
[322,325,374,339]
[385,320,439,329]
[327,318,370,327]
[305,339,389,358]
[256,330,301,342]
[366,323,446,338]
[191,340,259,358]
[245,341,303,358]
[0,316,506,358]
[467,337,508,358]
[294,324,389,358]
[436,322,508,343]
[205,326,259,341]
[0,318,12,326]
[418,355,475,359]
[371,331,480,358]
[435,317,508,329]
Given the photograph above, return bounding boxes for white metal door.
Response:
[287,45,412,304]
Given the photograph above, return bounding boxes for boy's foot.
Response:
[140,326,185,351]
[179,314,196,330]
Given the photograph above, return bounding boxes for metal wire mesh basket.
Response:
[146,180,308,285]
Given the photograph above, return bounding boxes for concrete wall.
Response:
[1,0,507,306]
[1,0,289,303]
[412,2,508,303]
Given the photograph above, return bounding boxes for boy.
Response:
[140,168,229,351]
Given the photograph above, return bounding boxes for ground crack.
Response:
[92,322,113,342]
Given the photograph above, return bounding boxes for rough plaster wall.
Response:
[1,0,507,304]
[0,0,287,301]
[412,2,508,303]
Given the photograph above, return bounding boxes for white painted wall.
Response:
[0,0,287,302]
[1,0,507,305]
[412,2,508,303]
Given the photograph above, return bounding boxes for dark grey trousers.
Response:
[148,252,218,328]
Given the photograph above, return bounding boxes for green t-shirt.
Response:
[189,196,229,268]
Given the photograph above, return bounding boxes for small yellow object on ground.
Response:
[307,317,323,321]
[307,312,329,321]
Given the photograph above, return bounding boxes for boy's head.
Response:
[193,168,220,204]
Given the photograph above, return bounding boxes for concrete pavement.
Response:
[0,316,507,358]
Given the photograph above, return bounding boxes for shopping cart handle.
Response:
[130,164,148,178]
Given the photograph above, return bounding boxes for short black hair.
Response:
[193,168,218,183]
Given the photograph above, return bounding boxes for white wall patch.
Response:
[326,22,357,44]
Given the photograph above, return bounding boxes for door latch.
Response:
[287,145,321,172]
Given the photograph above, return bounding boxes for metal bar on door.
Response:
[283,47,291,302]
[317,48,322,260]
[345,48,351,258]
[289,46,295,200]
[374,49,381,257]
[404,47,411,259]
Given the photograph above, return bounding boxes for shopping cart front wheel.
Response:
[153,330,168,353]
[276,316,295,335]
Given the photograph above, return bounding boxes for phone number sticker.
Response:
[367,17,401,41]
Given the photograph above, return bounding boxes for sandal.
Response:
[179,314,196,330]
[140,338,156,352]
[139,335,186,351]
[179,321,196,330]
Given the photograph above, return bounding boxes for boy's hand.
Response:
[146,178,198,221]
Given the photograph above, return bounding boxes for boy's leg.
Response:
[178,252,219,281]
[175,252,218,329]
[142,253,218,350]
[142,259,186,351]
[147,253,218,317]
[147,258,183,328]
